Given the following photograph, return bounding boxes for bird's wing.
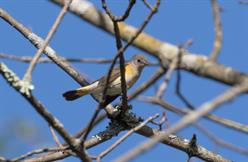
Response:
[97,64,129,105]
[98,66,122,87]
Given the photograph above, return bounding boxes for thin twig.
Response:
[0,62,91,162]
[0,9,114,156]
[0,53,159,65]
[0,1,237,162]
[23,110,230,162]
[11,147,67,162]
[74,112,107,138]
[175,41,195,110]
[101,0,136,22]
[79,68,166,149]
[0,5,227,162]
[140,96,248,134]
[22,0,73,85]
[49,125,63,147]
[0,8,91,99]
[81,104,103,144]
[80,0,136,146]
[113,21,129,111]
[210,0,223,61]
[96,114,159,162]
[102,0,137,110]
[0,53,113,63]
[0,9,125,151]
[51,0,248,88]
[142,96,248,157]
[142,0,153,10]
[175,65,195,109]
[116,84,248,162]
[16,109,105,161]
[156,58,178,98]
[81,0,161,144]
[150,112,167,130]
[195,123,248,156]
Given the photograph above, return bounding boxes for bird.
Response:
[62,54,149,102]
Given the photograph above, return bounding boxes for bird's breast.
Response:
[115,64,139,86]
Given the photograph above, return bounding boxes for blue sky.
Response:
[0,0,248,162]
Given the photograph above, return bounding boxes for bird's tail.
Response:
[63,84,96,101]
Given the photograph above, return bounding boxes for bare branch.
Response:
[1,2,246,162]
[150,112,168,130]
[101,0,136,22]
[49,125,63,147]
[195,124,248,157]
[112,21,129,110]
[23,111,230,162]
[140,96,248,134]
[116,83,248,162]
[74,112,107,138]
[21,113,106,162]
[175,63,195,109]
[0,53,158,65]
[81,0,161,144]
[0,53,113,64]
[210,0,223,61]
[156,58,177,98]
[142,0,153,10]
[141,95,248,157]
[0,8,89,86]
[175,40,195,109]
[22,0,73,88]
[96,114,159,162]
[0,8,180,162]
[51,0,248,88]
[101,0,130,109]
[11,147,67,162]
[0,62,91,162]
[0,8,118,116]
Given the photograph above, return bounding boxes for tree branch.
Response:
[210,0,223,61]
[140,96,248,134]
[116,84,248,162]
[51,0,248,88]
[0,62,92,162]
[22,0,73,89]
[96,114,159,162]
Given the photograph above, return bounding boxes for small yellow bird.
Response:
[63,55,149,101]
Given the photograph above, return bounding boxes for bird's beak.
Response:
[144,60,150,66]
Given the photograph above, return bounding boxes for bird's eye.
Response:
[137,59,141,62]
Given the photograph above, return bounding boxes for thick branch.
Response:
[0,3,238,162]
[0,8,118,116]
[116,84,248,162]
[0,63,91,162]
[51,0,248,88]
[23,112,229,162]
